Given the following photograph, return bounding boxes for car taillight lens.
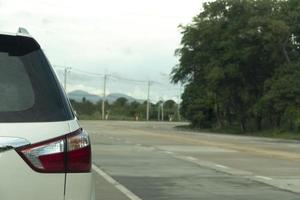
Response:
[67,130,91,172]
[16,129,91,173]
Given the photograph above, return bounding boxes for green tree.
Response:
[172,0,300,132]
[258,62,300,129]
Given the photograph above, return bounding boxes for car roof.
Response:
[0,27,33,38]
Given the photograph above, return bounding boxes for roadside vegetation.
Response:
[171,0,300,135]
[70,97,180,121]
[176,124,300,140]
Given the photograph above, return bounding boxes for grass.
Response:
[78,114,300,141]
[253,130,300,140]
[78,114,142,121]
[176,125,300,141]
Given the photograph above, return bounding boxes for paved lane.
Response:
[85,120,300,200]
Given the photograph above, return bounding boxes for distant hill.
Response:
[106,93,136,104]
[68,90,144,104]
[68,90,101,103]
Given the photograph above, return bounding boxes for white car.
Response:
[0,28,95,200]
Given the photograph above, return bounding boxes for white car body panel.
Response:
[66,119,95,200]
[0,119,94,200]
[65,173,95,200]
[0,29,94,200]
[0,150,65,200]
[0,121,70,144]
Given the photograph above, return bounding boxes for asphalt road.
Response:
[81,120,300,200]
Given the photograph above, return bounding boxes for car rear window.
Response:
[0,34,73,122]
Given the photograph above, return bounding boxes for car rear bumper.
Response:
[65,172,95,200]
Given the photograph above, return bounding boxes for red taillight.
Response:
[67,131,91,172]
[16,129,91,173]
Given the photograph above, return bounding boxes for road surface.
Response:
[82,120,300,200]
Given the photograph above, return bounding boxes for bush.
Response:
[295,118,300,132]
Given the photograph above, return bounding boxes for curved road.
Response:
[82,120,300,200]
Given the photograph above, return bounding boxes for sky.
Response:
[0,0,209,102]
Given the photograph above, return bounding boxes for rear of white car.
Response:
[0,29,94,200]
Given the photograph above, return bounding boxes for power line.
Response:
[53,64,173,86]
[110,74,148,84]
[53,65,104,77]
[71,67,104,77]
[53,64,182,106]
[109,76,148,86]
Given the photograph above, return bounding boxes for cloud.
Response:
[0,0,207,99]
[66,84,104,96]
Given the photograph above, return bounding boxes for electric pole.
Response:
[161,99,164,121]
[146,81,151,121]
[178,85,182,121]
[102,74,107,120]
[157,102,160,121]
[63,67,71,92]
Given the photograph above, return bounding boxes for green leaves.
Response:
[172,0,300,132]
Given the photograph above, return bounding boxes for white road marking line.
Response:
[186,156,198,161]
[92,164,142,200]
[215,164,229,169]
[164,151,174,154]
[179,156,278,188]
[255,176,273,181]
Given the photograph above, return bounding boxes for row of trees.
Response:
[70,97,180,121]
[172,0,300,132]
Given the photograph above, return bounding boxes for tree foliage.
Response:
[172,0,300,132]
[70,98,179,121]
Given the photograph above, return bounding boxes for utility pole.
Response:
[177,85,182,121]
[157,102,160,121]
[63,67,71,92]
[159,97,164,121]
[146,81,151,121]
[161,99,164,121]
[102,74,107,120]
